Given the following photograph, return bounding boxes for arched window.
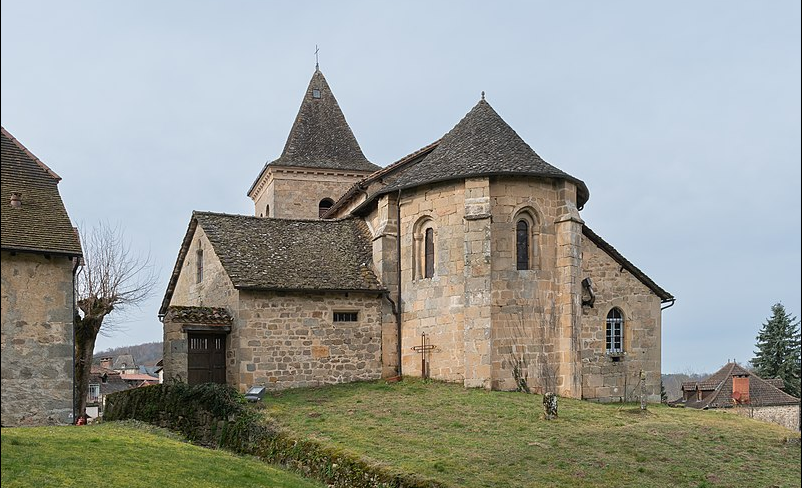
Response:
[265,204,270,218]
[606,308,624,353]
[516,220,529,270]
[424,228,435,278]
[318,198,334,218]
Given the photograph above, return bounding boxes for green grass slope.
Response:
[1,421,322,488]
[264,379,800,488]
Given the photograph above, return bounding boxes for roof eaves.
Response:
[582,225,674,302]
[1,244,82,258]
[236,285,387,294]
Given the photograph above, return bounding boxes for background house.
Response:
[676,362,800,431]
[86,366,130,420]
[1,127,82,426]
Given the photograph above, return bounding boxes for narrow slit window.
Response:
[196,249,204,283]
[606,308,624,353]
[516,220,529,270]
[424,227,434,278]
[333,311,358,322]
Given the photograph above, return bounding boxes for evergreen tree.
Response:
[751,303,801,398]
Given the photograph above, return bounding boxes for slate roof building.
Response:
[1,127,82,426]
[676,362,800,431]
[162,68,674,401]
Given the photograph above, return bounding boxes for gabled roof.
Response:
[248,69,380,196]
[679,362,800,409]
[160,212,384,314]
[373,99,590,208]
[582,225,674,302]
[1,127,82,256]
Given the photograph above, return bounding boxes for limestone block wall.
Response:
[398,181,467,383]
[724,404,801,432]
[164,226,239,384]
[251,167,370,219]
[365,194,400,377]
[234,290,383,391]
[1,251,75,426]
[489,178,567,393]
[579,236,662,402]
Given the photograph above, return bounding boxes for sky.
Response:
[2,1,799,374]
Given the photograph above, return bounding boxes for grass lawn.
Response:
[264,378,801,488]
[1,421,322,488]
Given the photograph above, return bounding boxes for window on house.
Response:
[606,308,624,353]
[319,198,334,218]
[88,384,101,403]
[196,248,204,283]
[333,311,358,322]
[516,219,530,270]
[265,204,270,217]
[312,89,321,99]
[424,227,435,278]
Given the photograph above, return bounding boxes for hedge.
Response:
[105,383,444,488]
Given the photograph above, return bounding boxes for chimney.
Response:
[732,375,750,404]
[10,192,22,208]
[100,357,113,369]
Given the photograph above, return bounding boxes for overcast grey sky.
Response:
[2,1,799,374]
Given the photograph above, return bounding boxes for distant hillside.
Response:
[94,341,162,366]
[662,372,710,402]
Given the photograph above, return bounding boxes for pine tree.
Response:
[751,303,801,398]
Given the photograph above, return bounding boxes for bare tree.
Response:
[74,222,158,420]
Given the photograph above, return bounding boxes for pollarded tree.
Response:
[74,223,158,420]
[751,303,801,398]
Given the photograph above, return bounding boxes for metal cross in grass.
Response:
[411,332,436,379]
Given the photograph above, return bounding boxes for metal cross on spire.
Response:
[315,45,320,70]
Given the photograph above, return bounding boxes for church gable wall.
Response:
[580,236,662,402]
[163,226,239,385]
[234,291,382,390]
[1,251,75,426]
[398,181,467,382]
[488,178,569,393]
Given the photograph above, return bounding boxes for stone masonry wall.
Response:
[580,236,662,403]
[251,167,370,220]
[234,290,383,391]
[1,251,75,426]
[489,177,571,394]
[398,181,467,383]
[724,404,801,432]
[164,226,239,384]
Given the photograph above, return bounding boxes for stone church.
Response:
[161,68,674,402]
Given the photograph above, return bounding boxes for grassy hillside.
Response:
[1,421,321,488]
[264,379,800,488]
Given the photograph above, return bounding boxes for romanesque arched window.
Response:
[413,216,436,280]
[513,208,540,270]
[516,220,529,270]
[424,227,434,278]
[606,308,624,353]
[319,198,334,218]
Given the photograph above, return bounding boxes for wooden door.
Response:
[187,333,226,385]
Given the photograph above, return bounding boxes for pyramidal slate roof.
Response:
[160,212,383,314]
[377,99,590,208]
[1,127,82,256]
[679,362,800,409]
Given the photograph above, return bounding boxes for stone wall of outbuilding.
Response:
[724,404,801,432]
[1,251,75,426]
[233,290,383,391]
[164,226,239,384]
